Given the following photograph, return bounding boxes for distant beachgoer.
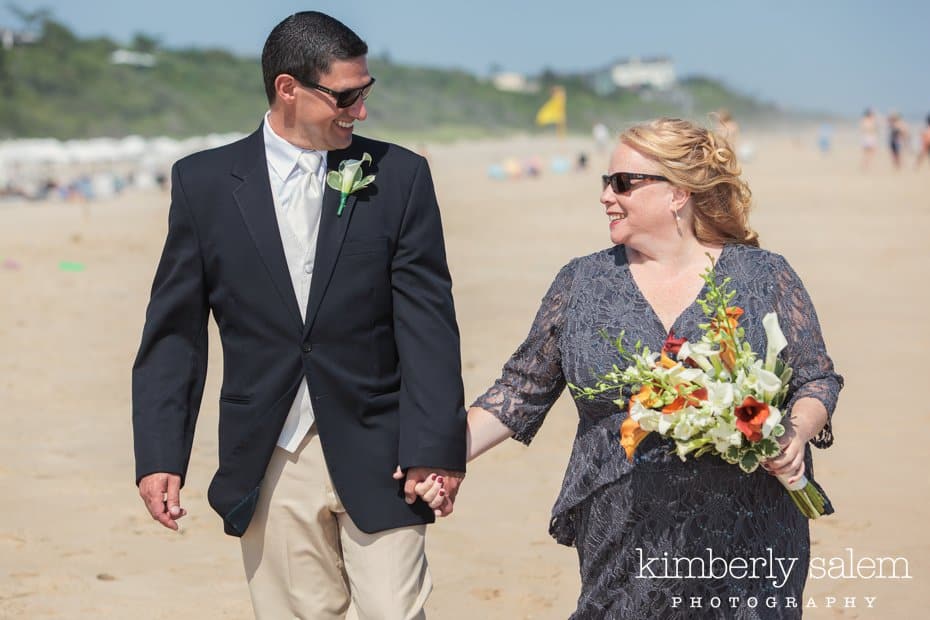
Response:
[503,157,523,178]
[524,156,542,177]
[915,115,930,169]
[576,151,589,171]
[817,124,833,155]
[593,122,610,152]
[888,112,909,169]
[860,108,878,170]
[714,109,740,148]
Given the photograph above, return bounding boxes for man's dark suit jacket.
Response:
[132,126,466,536]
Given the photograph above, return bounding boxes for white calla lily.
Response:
[761,405,783,438]
[629,400,661,431]
[678,341,713,372]
[326,152,375,216]
[673,408,702,440]
[762,312,788,372]
[657,411,677,435]
[676,367,705,383]
[744,360,782,401]
[689,341,719,357]
[707,419,743,453]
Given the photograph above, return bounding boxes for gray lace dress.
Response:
[473,244,843,619]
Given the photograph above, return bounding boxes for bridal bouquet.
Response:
[569,261,828,519]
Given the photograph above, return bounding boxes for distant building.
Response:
[0,27,39,50]
[491,71,540,94]
[110,49,157,68]
[589,56,676,95]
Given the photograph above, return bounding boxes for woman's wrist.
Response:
[787,397,829,444]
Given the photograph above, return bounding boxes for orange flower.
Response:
[659,351,678,369]
[726,306,744,322]
[734,396,770,442]
[720,340,737,372]
[620,416,650,461]
[724,306,744,329]
[662,395,687,413]
[711,306,744,335]
[688,386,709,404]
[662,385,708,413]
[630,384,662,410]
[710,307,742,372]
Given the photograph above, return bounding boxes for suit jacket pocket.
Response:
[220,394,252,405]
[341,237,389,257]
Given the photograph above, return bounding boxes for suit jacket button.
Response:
[302,344,312,353]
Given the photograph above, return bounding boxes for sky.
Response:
[2,0,929,120]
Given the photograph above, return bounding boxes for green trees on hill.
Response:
[0,16,786,140]
[0,15,266,138]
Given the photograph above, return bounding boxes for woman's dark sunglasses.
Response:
[298,77,376,108]
[601,172,669,193]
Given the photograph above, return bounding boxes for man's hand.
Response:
[392,466,464,517]
[138,472,187,531]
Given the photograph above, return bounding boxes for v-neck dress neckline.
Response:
[620,244,730,337]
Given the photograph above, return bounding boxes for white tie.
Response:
[287,151,323,253]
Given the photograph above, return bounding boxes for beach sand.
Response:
[1,130,927,618]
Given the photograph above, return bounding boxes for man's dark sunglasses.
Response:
[298,77,376,108]
[601,172,669,194]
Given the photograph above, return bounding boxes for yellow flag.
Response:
[535,86,566,127]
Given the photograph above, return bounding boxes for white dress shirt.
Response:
[262,112,327,452]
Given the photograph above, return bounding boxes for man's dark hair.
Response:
[261,11,368,104]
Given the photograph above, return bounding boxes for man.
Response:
[132,11,465,619]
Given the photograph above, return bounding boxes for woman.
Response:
[860,107,878,170]
[715,108,740,148]
[888,112,909,169]
[421,118,842,618]
[915,114,930,169]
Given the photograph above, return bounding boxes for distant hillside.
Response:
[0,17,804,141]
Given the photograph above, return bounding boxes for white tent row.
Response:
[0,133,246,168]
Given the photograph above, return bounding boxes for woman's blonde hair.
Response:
[620,117,759,247]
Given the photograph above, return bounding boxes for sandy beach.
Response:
[1,129,928,618]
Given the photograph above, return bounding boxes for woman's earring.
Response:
[674,210,682,235]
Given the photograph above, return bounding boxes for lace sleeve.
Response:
[471,260,576,445]
[773,256,844,449]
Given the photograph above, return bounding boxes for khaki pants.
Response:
[240,427,431,619]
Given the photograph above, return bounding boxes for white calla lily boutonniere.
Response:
[326,152,375,216]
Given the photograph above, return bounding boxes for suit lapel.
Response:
[232,127,303,333]
[303,150,359,335]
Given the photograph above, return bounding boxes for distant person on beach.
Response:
[817,123,833,155]
[860,108,878,170]
[576,152,589,171]
[132,11,465,619]
[714,108,740,147]
[593,122,611,152]
[888,112,909,169]
[916,115,930,169]
[715,108,756,162]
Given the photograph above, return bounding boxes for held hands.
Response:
[392,466,463,517]
[138,472,187,531]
